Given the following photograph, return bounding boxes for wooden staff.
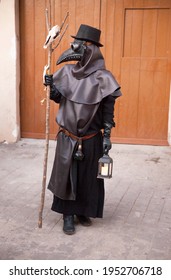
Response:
[38,3,68,228]
[38,3,52,229]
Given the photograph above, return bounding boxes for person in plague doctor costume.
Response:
[44,24,122,235]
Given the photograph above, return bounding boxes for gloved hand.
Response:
[103,122,113,154]
[43,74,53,86]
[43,74,60,102]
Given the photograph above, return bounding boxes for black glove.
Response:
[44,74,53,86]
[103,122,113,154]
[44,74,60,102]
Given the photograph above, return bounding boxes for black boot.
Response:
[76,215,92,226]
[63,215,75,235]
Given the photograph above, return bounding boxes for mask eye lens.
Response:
[71,42,79,51]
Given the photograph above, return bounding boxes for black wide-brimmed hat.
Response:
[71,24,103,47]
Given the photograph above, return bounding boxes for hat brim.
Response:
[71,35,103,47]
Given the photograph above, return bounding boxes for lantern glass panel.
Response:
[97,154,113,179]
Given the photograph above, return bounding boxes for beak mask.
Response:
[56,40,86,65]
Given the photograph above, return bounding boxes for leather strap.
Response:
[58,128,98,141]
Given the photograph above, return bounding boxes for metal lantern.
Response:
[97,154,113,179]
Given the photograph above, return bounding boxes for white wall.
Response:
[0,0,20,143]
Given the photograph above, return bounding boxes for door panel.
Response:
[121,6,170,144]
[100,0,171,145]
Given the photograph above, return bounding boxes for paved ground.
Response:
[0,139,171,260]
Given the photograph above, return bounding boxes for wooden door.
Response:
[20,0,171,145]
[101,0,171,145]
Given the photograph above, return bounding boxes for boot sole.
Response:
[63,229,75,235]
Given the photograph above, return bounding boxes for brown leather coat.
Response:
[48,45,121,200]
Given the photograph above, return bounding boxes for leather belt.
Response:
[58,128,98,141]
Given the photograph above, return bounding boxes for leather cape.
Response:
[48,45,121,200]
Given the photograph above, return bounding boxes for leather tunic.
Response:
[48,45,121,200]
